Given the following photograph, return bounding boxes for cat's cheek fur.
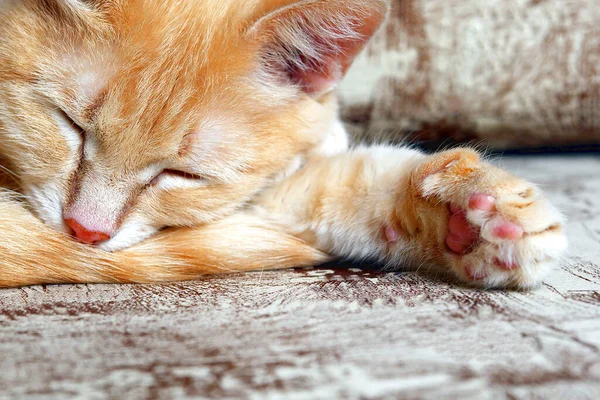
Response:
[24,183,70,233]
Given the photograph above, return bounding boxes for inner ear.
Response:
[247,0,389,95]
[36,0,90,14]
[33,0,104,26]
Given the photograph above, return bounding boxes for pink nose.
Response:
[65,218,111,245]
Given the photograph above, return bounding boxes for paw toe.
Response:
[468,193,496,211]
[493,221,524,240]
[494,257,518,271]
[465,265,487,281]
[384,225,401,243]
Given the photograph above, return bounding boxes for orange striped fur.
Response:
[0,0,566,288]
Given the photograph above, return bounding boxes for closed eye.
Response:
[150,169,205,186]
[58,109,86,140]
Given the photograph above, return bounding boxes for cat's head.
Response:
[0,0,388,250]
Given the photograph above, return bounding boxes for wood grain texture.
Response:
[1,155,600,399]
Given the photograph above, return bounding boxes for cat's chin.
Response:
[98,239,141,252]
[97,216,159,252]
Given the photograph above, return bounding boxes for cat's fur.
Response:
[0,0,567,288]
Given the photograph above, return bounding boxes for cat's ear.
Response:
[247,0,389,95]
[34,0,96,14]
[32,0,106,26]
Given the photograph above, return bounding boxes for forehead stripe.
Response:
[84,89,108,121]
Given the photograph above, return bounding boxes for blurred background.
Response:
[338,0,599,153]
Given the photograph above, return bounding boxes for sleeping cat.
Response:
[0,0,566,288]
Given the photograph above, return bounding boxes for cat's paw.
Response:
[415,149,567,289]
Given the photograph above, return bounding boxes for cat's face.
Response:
[0,0,387,250]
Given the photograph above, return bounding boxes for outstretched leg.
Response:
[0,146,567,289]
[256,146,567,288]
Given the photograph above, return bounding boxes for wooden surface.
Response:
[1,155,600,399]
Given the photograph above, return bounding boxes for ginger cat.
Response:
[0,0,566,288]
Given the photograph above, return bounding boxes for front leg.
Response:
[256,146,567,288]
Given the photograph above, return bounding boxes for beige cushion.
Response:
[339,0,600,149]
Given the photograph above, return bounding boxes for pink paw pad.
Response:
[493,222,524,240]
[446,209,478,254]
[446,193,525,257]
[384,226,400,243]
[469,193,496,211]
